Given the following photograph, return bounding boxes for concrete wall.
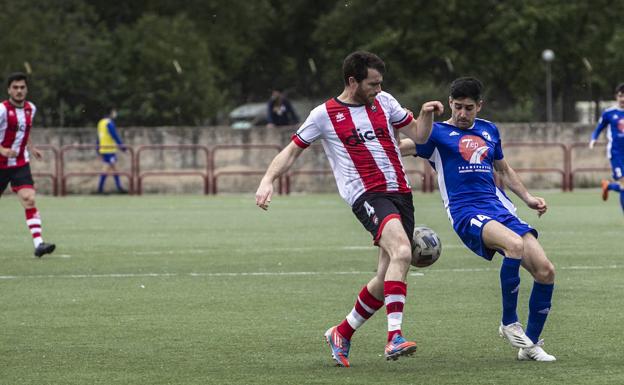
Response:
[29,123,605,194]
[33,122,597,148]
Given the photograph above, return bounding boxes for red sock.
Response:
[384,281,407,341]
[25,208,43,247]
[336,285,384,340]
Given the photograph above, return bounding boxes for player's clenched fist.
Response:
[421,101,444,115]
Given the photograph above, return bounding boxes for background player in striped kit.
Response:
[589,82,624,213]
[0,72,55,257]
[401,77,556,361]
[255,51,443,366]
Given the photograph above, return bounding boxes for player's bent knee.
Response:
[20,194,36,208]
[534,261,555,284]
[389,243,412,266]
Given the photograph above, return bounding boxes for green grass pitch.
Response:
[1,191,622,384]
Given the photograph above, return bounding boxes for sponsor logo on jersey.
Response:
[345,127,389,146]
[618,118,624,132]
[456,135,492,174]
[449,131,460,136]
[459,135,489,164]
[336,112,346,122]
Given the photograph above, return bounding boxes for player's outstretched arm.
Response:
[494,159,547,217]
[255,141,304,211]
[589,113,608,149]
[404,101,443,144]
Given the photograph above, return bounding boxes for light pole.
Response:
[582,57,594,123]
[542,49,555,123]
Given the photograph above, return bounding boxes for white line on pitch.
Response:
[0,264,620,280]
[130,244,465,255]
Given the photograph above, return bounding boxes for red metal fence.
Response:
[568,142,611,191]
[26,142,611,195]
[60,144,135,195]
[135,145,211,195]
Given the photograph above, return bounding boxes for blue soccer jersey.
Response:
[415,119,505,212]
[414,119,536,259]
[591,107,624,160]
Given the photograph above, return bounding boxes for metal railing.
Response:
[28,141,613,195]
[60,144,135,195]
[135,145,211,195]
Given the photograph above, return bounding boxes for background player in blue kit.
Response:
[589,83,624,213]
[401,77,557,362]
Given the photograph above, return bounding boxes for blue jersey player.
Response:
[401,77,556,361]
[589,83,624,212]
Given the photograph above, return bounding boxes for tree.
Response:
[0,0,112,126]
[114,13,223,125]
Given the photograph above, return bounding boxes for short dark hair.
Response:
[342,51,385,85]
[450,77,483,101]
[6,72,28,88]
[615,83,624,94]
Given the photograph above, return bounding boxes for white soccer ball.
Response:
[411,226,442,268]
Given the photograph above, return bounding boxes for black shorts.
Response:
[352,191,415,245]
[0,164,35,194]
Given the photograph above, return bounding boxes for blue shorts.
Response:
[610,156,623,180]
[101,154,117,164]
[450,202,538,261]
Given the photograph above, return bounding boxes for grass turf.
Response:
[0,190,622,384]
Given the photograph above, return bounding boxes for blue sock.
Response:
[526,282,554,343]
[608,183,621,192]
[114,175,123,190]
[620,191,624,213]
[98,175,107,192]
[500,257,521,325]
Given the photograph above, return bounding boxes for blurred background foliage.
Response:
[0,0,623,126]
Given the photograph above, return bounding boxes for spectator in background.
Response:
[266,88,299,128]
[589,82,624,213]
[96,106,127,194]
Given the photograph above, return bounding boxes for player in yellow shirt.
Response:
[96,107,126,193]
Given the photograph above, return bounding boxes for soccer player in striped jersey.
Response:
[0,72,55,257]
[589,83,624,213]
[255,51,443,366]
[400,77,556,361]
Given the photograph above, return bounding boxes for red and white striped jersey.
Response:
[0,100,36,169]
[292,91,413,206]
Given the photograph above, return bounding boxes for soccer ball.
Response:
[411,226,442,268]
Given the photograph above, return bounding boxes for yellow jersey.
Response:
[97,118,119,154]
